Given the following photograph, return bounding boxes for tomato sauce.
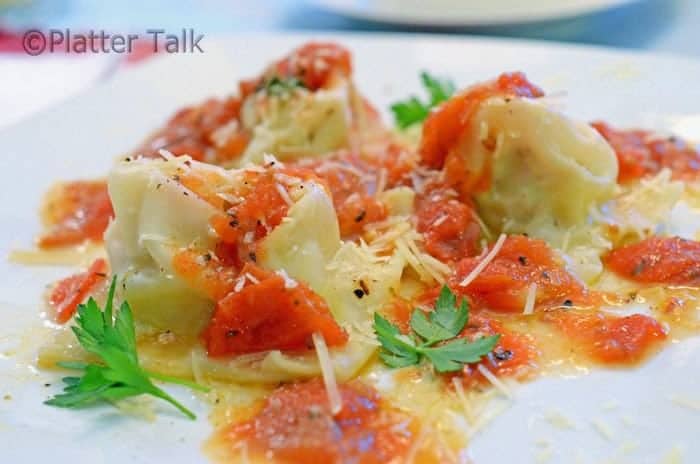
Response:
[415,182,481,263]
[592,121,700,183]
[38,180,113,248]
[135,97,244,162]
[219,380,435,464]
[203,264,347,356]
[210,170,292,268]
[544,310,667,365]
[49,258,108,323]
[606,236,700,286]
[247,42,352,94]
[451,235,598,313]
[420,72,544,194]
[460,313,539,386]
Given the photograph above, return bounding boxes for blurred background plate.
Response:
[310,0,640,26]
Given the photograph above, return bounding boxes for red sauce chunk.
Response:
[415,183,481,263]
[545,310,667,364]
[605,236,700,286]
[451,235,597,313]
[221,380,430,464]
[210,171,292,268]
[38,180,113,248]
[265,42,352,92]
[203,264,347,356]
[420,72,543,194]
[135,97,244,162]
[460,313,539,385]
[49,258,108,323]
[592,121,700,183]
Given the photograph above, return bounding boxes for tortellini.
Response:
[468,97,618,241]
[100,155,402,383]
[105,157,219,335]
[232,81,357,167]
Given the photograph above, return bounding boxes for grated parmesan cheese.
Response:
[275,269,298,289]
[312,332,342,415]
[523,283,538,315]
[275,183,294,207]
[460,233,507,287]
[477,364,512,399]
[244,272,260,285]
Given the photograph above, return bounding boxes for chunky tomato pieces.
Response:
[460,313,539,385]
[545,310,666,364]
[266,42,352,92]
[38,180,113,248]
[203,264,347,356]
[135,97,243,162]
[592,121,700,183]
[451,235,596,312]
[420,72,543,175]
[49,258,108,323]
[606,236,700,286]
[225,380,423,464]
[416,184,481,263]
[210,171,292,268]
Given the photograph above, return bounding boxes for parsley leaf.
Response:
[373,286,499,373]
[261,75,306,97]
[390,71,456,129]
[45,277,209,419]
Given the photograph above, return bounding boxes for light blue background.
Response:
[1,0,698,57]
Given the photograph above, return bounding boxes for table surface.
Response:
[1,0,698,57]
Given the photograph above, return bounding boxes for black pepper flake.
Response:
[632,259,647,277]
[353,289,365,299]
[541,271,550,280]
[44,383,51,387]
[183,191,189,196]
[563,299,573,307]
[493,349,513,361]
[226,330,240,338]
[156,183,162,190]
[249,252,257,262]
[518,256,528,266]
[172,175,180,182]
[202,252,212,263]
[354,210,366,223]
[229,218,239,227]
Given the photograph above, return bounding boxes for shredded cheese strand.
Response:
[477,364,512,399]
[523,282,538,315]
[459,233,507,287]
[451,376,475,424]
[312,332,342,415]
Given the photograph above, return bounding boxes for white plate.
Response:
[310,0,639,26]
[1,33,700,463]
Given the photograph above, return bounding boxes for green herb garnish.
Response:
[45,277,208,419]
[390,71,456,129]
[261,75,306,97]
[373,286,499,373]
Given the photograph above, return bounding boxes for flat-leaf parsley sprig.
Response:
[390,71,456,129]
[45,277,209,419]
[373,286,499,373]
